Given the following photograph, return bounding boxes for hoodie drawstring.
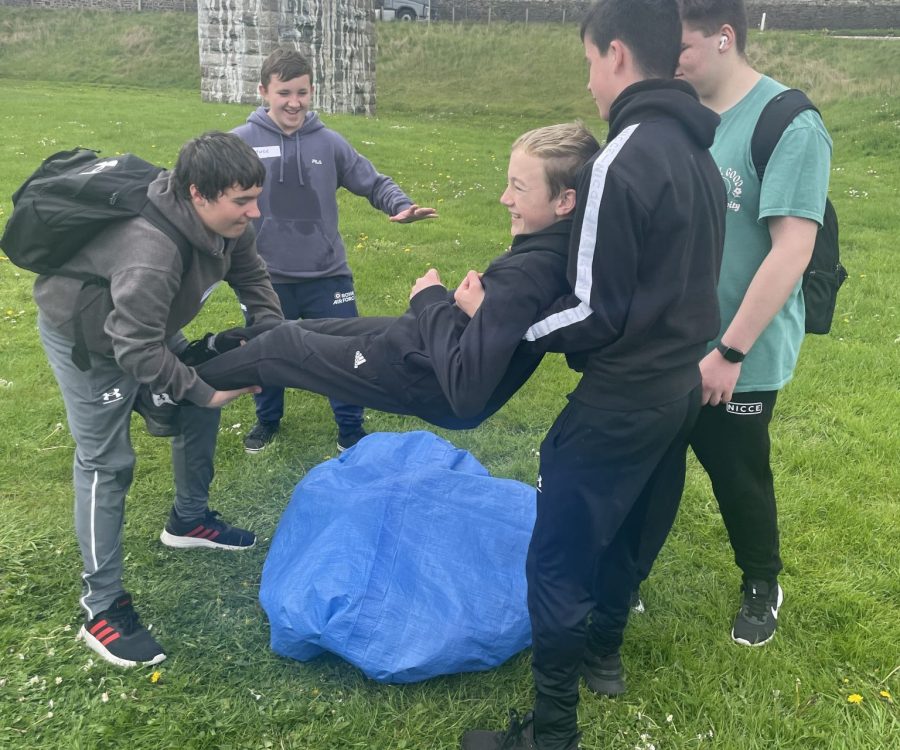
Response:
[294,132,305,186]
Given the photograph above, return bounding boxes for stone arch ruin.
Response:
[199,0,376,115]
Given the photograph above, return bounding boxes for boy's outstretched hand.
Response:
[390,204,439,223]
[453,270,485,318]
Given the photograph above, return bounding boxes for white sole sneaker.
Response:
[78,625,167,668]
[159,529,255,550]
[731,584,784,647]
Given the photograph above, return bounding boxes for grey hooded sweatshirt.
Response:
[232,109,414,282]
[33,172,284,406]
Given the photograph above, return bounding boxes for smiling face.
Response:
[259,73,314,136]
[500,148,568,237]
[191,183,263,239]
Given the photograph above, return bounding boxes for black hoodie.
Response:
[524,79,725,410]
[369,219,573,427]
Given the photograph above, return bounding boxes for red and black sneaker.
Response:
[159,508,256,550]
[78,593,166,668]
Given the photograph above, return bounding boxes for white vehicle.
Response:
[377,0,434,22]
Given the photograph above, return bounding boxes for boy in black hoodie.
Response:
[462,2,724,749]
[194,123,600,428]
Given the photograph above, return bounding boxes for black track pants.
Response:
[196,318,414,417]
[527,388,700,749]
[634,390,781,585]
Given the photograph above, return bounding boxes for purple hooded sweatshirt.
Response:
[232,109,414,282]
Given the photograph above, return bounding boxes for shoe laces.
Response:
[249,422,277,440]
[498,709,533,749]
[742,582,773,622]
[106,598,142,636]
[201,509,228,531]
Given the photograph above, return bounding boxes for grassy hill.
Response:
[1,8,898,750]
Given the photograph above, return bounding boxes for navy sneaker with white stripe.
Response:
[159,508,256,550]
[78,593,166,668]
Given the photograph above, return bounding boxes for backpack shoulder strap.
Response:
[69,203,195,371]
[140,200,194,276]
[750,88,820,182]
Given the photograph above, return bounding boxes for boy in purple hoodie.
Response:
[232,48,436,454]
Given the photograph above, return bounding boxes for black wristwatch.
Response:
[716,341,746,363]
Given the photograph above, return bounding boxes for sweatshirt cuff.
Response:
[409,284,448,313]
[183,378,216,407]
[392,199,414,215]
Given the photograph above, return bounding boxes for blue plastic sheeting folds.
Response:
[259,430,536,684]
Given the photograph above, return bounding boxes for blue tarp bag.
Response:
[259,430,536,683]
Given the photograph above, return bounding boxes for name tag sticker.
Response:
[254,146,281,159]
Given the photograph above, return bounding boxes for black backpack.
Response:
[1,147,190,279]
[750,89,847,335]
[1,147,192,368]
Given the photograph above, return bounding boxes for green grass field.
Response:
[0,10,898,749]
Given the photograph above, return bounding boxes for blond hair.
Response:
[512,121,600,198]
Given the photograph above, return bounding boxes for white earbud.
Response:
[719,35,728,50]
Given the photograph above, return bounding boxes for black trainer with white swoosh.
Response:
[731,579,783,646]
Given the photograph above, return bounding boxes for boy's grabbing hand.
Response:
[453,271,485,318]
[409,268,444,299]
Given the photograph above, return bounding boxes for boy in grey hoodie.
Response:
[232,48,436,454]
[35,132,284,669]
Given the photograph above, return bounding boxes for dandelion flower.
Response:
[847,693,863,704]
[150,671,162,684]
[880,690,893,702]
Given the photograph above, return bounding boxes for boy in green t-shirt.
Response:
[637,0,832,647]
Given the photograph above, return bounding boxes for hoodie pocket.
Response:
[256,218,341,275]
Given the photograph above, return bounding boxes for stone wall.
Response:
[198,0,376,114]
[2,0,899,29]
[2,0,198,9]
[435,1,899,29]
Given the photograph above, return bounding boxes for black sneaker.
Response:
[159,508,256,550]
[132,384,180,437]
[243,420,279,453]
[731,579,784,647]
[337,427,367,453]
[462,710,580,750]
[581,651,626,697]
[78,593,166,668]
[463,710,532,750]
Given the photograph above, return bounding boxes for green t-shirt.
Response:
[711,76,833,392]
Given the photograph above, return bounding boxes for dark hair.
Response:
[260,47,313,88]
[678,0,749,55]
[580,0,681,79]
[172,131,266,200]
